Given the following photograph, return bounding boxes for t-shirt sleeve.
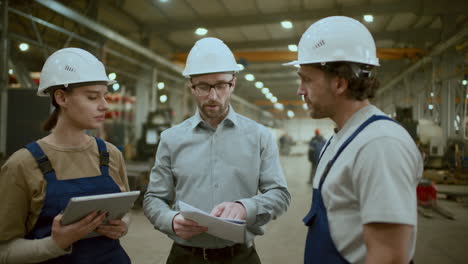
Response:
[116,149,130,192]
[0,151,31,241]
[353,137,420,226]
[107,143,130,192]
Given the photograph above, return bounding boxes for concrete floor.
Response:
[121,151,468,264]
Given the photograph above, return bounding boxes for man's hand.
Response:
[172,214,208,240]
[95,219,128,240]
[210,202,246,220]
[52,211,107,249]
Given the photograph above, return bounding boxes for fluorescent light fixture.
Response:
[195,28,208,36]
[302,103,308,110]
[160,95,168,103]
[462,79,468,85]
[158,82,165,90]
[255,81,264,88]
[266,93,273,99]
[270,97,278,103]
[363,14,374,23]
[245,74,255,81]
[287,110,295,118]
[288,44,298,52]
[112,83,120,91]
[428,104,434,110]
[19,43,29,51]
[108,72,117,80]
[8,69,13,75]
[281,20,293,29]
[274,103,284,111]
[237,64,245,70]
[456,115,460,122]
[261,88,269,94]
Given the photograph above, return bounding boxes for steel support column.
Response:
[0,0,9,156]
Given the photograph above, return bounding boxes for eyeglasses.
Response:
[191,77,234,96]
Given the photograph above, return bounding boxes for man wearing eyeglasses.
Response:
[144,37,290,264]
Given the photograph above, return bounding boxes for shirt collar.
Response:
[190,105,238,129]
[334,104,376,140]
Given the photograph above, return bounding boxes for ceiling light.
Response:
[462,79,467,85]
[428,104,434,110]
[281,20,293,29]
[19,43,29,51]
[108,72,117,80]
[237,64,245,70]
[255,81,264,88]
[195,28,208,36]
[8,69,13,75]
[274,103,284,111]
[112,83,120,91]
[430,92,434,97]
[160,95,168,103]
[270,97,278,103]
[363,14,374,23]
[302,103,308,110]
[158,82,165,90]
[159,0,169,2]
[245,74,255,81]
[261,88,269,94]
[287,110,295,118]
[288,44,298,52]
[266,93,273,99]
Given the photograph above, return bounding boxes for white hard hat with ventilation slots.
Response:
[182,37,241,77]
[37,48,115,96]
[285,16,379,66]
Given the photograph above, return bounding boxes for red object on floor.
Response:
[417,179,437,206]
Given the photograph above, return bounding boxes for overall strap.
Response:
[24,142,57,181]
[318,115,395,190]
[95,137,110,176]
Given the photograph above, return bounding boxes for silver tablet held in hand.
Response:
[60,191,141,226]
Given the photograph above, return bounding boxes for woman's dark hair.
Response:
[42,85,71,131]
[317,62,380,100]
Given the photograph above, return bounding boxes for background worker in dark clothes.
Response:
[307,129,326,184]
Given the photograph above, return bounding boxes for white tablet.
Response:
[61,191,140,226]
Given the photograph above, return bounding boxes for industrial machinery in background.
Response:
[136,109,173,161]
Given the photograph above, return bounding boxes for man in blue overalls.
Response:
[285,16,423,264]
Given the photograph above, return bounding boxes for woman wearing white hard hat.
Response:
[0,48,131,263]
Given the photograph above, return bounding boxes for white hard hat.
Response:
[37,48,115,96]
[285,16,379,66]
[182,37,241,77]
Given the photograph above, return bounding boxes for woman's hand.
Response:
[51,211,107,249]
[95,219,128,240]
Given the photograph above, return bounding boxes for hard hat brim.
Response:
[283,61,300,66]
[37,79,117,97]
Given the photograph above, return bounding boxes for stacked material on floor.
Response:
[423,169,468,185]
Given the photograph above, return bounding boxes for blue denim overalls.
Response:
[24,137,131,264]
